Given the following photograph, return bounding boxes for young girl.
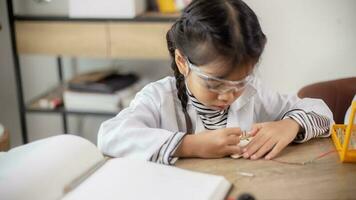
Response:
[98,0,333,165]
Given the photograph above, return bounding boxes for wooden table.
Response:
[175,138,356,200]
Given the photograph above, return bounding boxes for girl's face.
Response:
[175,50,254,110]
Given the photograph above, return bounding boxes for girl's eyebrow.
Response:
[198,65,230,79]
[216,71,232,79]
[211,63,240,79]
[201,67,232,79]
[204,71,232,81]
[212,67,236,79]
[197,60,238,80]
[214,74,228,79]
[201,69,227,79]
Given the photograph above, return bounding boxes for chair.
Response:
[298,77,356,124]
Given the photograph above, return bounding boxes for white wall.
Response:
[0,0,22,147]
[2,0,356,147]
[246,0,356,93]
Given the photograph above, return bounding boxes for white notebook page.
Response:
[63,158,231,200]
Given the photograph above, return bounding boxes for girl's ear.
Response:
[175,49,189,77]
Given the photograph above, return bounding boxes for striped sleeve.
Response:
[282,109,331,143]
[149,132,186,165]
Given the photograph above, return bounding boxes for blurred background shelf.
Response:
[26,106,117,117]
[25,85,118,117]
[8,0,180,144]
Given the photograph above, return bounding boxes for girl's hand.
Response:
[175,128,244,158]
[242,119,301,160]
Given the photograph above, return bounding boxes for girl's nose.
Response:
[217,90,236,103]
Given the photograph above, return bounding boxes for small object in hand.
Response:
[240,130,251,140]
[231,130,253,159]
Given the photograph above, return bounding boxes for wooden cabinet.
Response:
[15,21,173,59]
[15,21,108,57]
[109,22,171,59]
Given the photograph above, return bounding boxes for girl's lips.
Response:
[212,105,229,110]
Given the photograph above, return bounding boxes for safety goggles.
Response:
[186,58,254,94]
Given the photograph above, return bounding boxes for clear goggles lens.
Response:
[186,58,254,94]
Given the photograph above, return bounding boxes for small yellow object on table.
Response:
[331,101,356,162]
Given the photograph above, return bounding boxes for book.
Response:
[63,90,122,112]
[0,135,232,200]
[68,70,139,94]
[64,79,146,112]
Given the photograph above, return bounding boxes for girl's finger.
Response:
[265,140,289,160]
[243,129,264,151]
[225,145,242,155]
[227,128,242,136]
[243,133,269,158]
[248,127,259,137]
[248,123,264,136]
[250,138,276,160]
[224,127,243,136]
[226,135,240,145]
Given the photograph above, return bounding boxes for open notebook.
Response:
[0,135,231,200]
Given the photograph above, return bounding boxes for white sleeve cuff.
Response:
[150,132,186,165]
[282,109,331,143]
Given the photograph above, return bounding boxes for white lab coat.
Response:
[98,76,333,163]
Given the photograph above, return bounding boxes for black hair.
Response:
[166,0,267,133]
